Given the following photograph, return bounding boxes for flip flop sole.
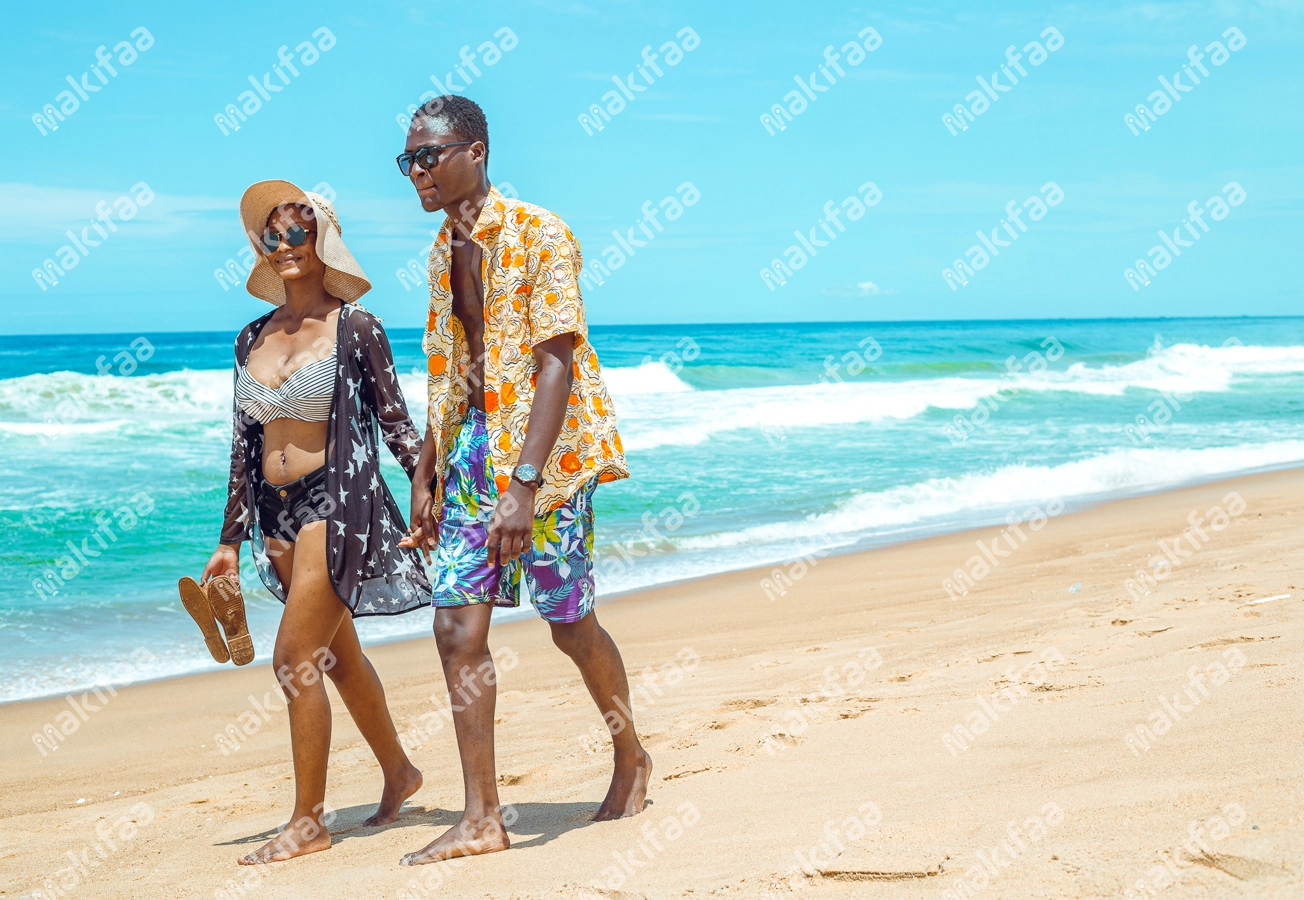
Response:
[209,576,255,666]
[178,577,231,664]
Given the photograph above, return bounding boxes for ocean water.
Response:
[3,317,1303,703]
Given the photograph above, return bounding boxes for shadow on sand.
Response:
[218,799,650,853]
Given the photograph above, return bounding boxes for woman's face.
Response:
[262,204,325,283]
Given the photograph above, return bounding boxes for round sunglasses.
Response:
[396,141,473,176]
[261,225,316,253]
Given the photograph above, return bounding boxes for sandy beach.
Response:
[3,467,1302,899]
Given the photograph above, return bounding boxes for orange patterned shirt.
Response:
[423,185,628,514]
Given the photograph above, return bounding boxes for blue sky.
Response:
[1,0,1301,335]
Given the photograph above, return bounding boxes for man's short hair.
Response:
[412,95,489,172]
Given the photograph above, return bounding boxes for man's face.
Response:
[404,119,483,216]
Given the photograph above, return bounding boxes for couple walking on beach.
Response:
[194,95,652,866]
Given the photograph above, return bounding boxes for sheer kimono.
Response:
[220,303,431,615]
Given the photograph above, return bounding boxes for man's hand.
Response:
[201,544,240,584]
[486,482,535,566]
[401,423,439,562]
[401,479,439,562]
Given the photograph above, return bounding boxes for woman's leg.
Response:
[264,534,296,594]
[325,614,423,825]
[240,520,346,864]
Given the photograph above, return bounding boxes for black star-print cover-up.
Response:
[220,304,431,615]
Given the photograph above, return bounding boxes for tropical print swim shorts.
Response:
[431,407,597,623]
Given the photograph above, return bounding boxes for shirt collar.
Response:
[442,184,508,249]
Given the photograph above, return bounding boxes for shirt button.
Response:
[279,490,288,497]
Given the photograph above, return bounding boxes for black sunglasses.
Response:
[261,225,316,253]
[396,141,473,176]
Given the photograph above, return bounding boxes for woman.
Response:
[201,180,430,864]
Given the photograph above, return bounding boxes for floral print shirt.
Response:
[221,304,431,616]
[423,185,628,515]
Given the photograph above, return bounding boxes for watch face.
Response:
[516,464,538,482]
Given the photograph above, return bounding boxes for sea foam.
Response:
[3,342,1297,432]
[676,440,1304,552]
[616,342,1304,451]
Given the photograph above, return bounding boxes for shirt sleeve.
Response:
[524,215,587,347]
[358,314,423,479]
[220,360,253,545]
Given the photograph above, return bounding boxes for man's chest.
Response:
[448,242,486,329]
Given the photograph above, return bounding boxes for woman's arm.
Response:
[358,315,423,477]
[205,381,251,582]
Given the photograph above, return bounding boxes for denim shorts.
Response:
[258,466,331,543]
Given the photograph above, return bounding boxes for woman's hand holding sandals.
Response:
[201,544,241,584]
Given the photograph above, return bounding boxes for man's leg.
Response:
[550,611,653,820]
[401,603,509,864]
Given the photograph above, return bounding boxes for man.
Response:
[396,95,652,865]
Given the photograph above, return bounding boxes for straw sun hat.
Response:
[238,180,371,305]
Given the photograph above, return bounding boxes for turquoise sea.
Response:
[3,317,1303,703]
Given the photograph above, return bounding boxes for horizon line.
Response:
[2,313,1301,340]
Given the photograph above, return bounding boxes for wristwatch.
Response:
[512,463,544,490]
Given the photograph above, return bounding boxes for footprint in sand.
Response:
[1193,635,1279,649]
[716,698,774,712]
[1190,851,1293,881]
[497,767,548,787]
[757,731,802,750]
[790,848,949,882]
[662,766,715,781]
[838,703,875,719]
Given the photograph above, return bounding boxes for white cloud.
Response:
[822,279,898,297]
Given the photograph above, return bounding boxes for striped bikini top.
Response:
[235,349,337,424]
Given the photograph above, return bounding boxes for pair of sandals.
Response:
[178,576,255,666]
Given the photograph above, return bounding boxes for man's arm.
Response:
[400,419,439,561]
[485,333,574,564]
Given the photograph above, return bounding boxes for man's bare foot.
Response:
[364,763,423,826]
[238,816,331,865]
[594,748,653,821]
[400,813,509,865]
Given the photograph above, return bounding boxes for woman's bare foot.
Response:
[238,815,331,865]
[364,763,423,826]
[594,748,653,821]
[400,812,509,866]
